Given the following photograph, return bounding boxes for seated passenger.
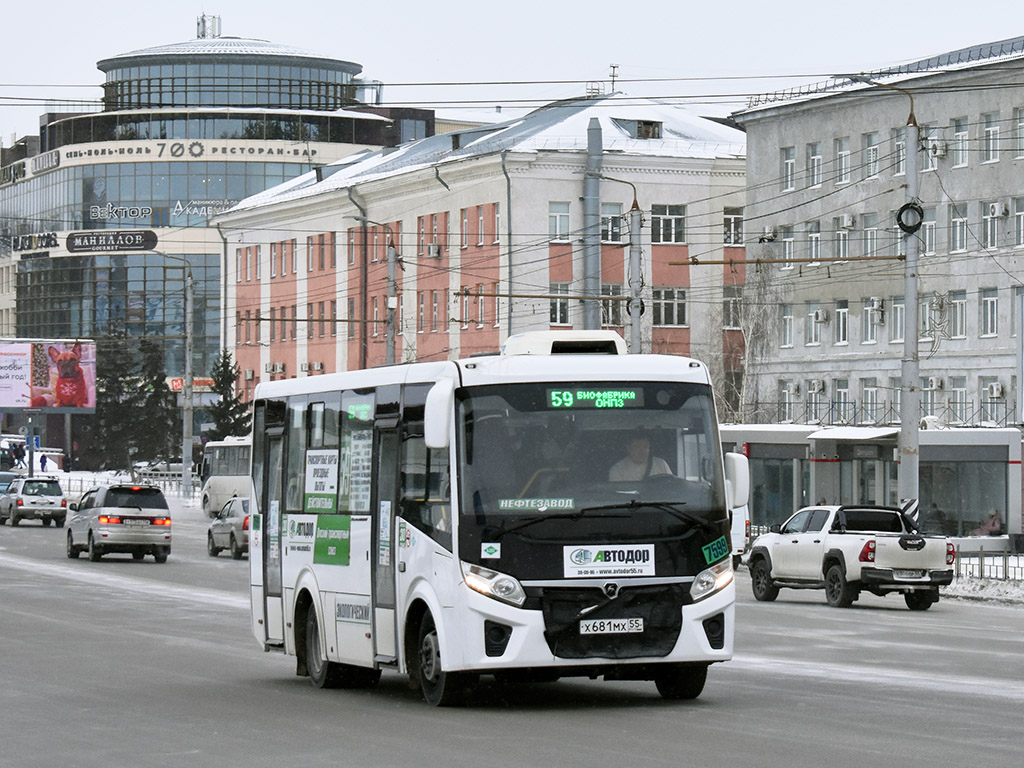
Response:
[608,430,672,482]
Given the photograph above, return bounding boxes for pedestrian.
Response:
[40,454,47,473]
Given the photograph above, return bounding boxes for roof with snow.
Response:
[98,36,359,72]
[740,34,1024,115]
[225,94,746,214]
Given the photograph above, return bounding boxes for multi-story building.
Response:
[732,35,1024,534]
[0,15,431,447]
[214,94,747,402]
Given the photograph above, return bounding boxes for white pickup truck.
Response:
[747,505,954,610]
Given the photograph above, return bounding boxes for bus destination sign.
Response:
[547,387,644,409]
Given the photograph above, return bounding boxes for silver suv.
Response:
[67,484,172,563]
[0,477,67,527]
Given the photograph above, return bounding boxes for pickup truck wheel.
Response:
[750,559,779,602]
[825,564,856,607]
[904,591,937,611]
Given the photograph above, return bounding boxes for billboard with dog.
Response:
[0,340,96,413]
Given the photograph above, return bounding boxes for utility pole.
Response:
[385,234,398,365]
[583,118,603,330]
[628,198,642,353]
[182,268,194,499]
[848,74,920,513]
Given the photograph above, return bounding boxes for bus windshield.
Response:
[456,381,727,574]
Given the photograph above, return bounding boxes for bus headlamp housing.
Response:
[462,562,526,607]
[690,561,734,602]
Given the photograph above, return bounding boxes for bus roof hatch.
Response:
[500,331,627,356]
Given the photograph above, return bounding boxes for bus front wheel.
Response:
[306,608,343,688]
[417,612,475,706]
[654,663,708,700]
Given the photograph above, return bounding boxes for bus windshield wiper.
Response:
[491,508,630,538]
[578,500,722,531]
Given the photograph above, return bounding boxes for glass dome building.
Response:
[0,16,432,450]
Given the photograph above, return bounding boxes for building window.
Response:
[834,379,852,422]
[653,288,687,326]
[494,204,500,243]
[477,284,485,326]
[983,113,999,162]
[890,298,905,343]
[651,204,685,243]
[269,308,276,341]
[330,301,337,337]
[863,213,878,257]
[270,242,278,278]
[600,203,623,242]
[981,289,998,336]
[601,284,623,326]
[862,378,880,422]
[982,202,1001,249]
[893,129,905,175]
[417,291,425,333]
[461,209,469,248]
[307,303,314,339]
[1015,198,1024,247]
[279,306,287,340]
[780,304,794,347]
[921,208,936,255]
[348,230,356,265]
[951,291,967,338]
[833,224,848,261]
[347,298,355,339]
[862,299,878,344]
[461,291,470,329]
[920,124,938,172]
[371,229,379,263]
[492,282,500,327]
[863,132,879,178]
[477,206,485,245]
[549,202,570,241]
[782,147,796,190]
[550,283,570,325]
[318,302,326,337]
[723,208,743,245]
[417,217,425,254]
[723,285,742,329]
[952,118,969,167]
[808,221,821,264]
[834,300,848,345]
[306,236,314,271]
[291,304,298,339]
[807,143,822,187]
[806,302,821,345]
[431,291,439,331]
[835,137,851,184]
[1017,107,1024,157]
[949,376,969,423]
[781,226,795,269]
[950,204,968,252]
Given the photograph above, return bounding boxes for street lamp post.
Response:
[160,253,195,499]
[848,74,921,511]
[350,216,399,365]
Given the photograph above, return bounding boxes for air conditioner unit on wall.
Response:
[300,362,310,372]
[929,140,947,158]
[427,243,441,257]
[784,382,799,395]
[987,382,1004,399]
[761,226,777,241]
[812,309,830,324]
[988,202,1009,218]
[927,377,944,390]
[264,362,273,373]
[271,362,286,374]
[243,369,254,381]
[808,379,825,394]
[312,361,324,371]
[840,214,855,229]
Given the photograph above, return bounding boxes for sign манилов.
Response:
[66,230,158,253]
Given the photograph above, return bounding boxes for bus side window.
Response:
[400,434,452,551]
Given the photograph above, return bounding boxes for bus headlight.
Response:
[462,562,526,607]
[690,561,734,602]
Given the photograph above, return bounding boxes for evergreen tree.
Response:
[135,339,181,463]
[206,349,251,441]
[77,334,145,470]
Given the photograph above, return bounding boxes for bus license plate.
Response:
[894,569,924,579]
[579,618,643,635]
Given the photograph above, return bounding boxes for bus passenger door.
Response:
[261,434,285,646]
[372,427,400,663]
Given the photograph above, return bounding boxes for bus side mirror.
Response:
[724,452,749,510]
[424,379,456,449]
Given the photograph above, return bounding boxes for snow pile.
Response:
[943,576,1024,604]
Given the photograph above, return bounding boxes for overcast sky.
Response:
[2,0,1021,144]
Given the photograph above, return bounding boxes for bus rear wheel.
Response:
[654,663,708,700]
[418,612,475,706]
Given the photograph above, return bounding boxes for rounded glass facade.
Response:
[1,160,308,232]
[102,61,356,110]
[16,251,219,377]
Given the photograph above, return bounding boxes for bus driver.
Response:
[608,430,672,482]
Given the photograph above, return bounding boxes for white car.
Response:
[67,484,172,563]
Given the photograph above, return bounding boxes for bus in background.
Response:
[248,331,748,706]
[199,435,251,517]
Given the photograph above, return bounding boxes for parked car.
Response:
[0,477,67,526]
[66,484,172,563]
[207,497,249,559]
[0,470,22,494]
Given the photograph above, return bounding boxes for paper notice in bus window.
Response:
[340,429,372,512]
[304,449,339,514]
